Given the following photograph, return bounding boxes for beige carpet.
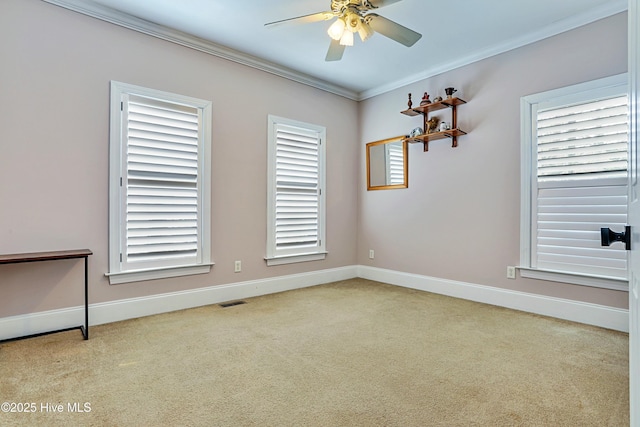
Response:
[0,279,629,426]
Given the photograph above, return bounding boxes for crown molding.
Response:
[41,0,360,101]
[42,0,627,102]
[358,0,629,100]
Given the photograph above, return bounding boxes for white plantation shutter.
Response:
[108,81,212,283]
[537,96,628,180]
[275,124,320,250]
[387,142,405,185]
[124,96,200,267]
[532,93,629,280]
[267,116,326,264]
[535,183,628,278]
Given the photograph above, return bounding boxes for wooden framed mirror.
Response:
[366,135,408,190]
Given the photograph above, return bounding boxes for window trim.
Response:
[265,115,327,266]
[107,81,213,284]
[519,73,629,290]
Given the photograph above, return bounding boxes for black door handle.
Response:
[600,226,631,250]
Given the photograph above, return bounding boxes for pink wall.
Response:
[0,0,359,316]
[358,13,629,308]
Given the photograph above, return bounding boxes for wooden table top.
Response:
[0,249,93,264]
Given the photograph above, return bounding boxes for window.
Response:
[520,74,629,290]
[266,115,326,266]
[108,81,212,284]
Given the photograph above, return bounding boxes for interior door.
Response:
[628,0,639,424]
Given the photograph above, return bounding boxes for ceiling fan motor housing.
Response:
[331,0,379,15]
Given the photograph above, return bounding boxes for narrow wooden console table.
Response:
[0,249,92,343]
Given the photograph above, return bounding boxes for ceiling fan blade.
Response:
[325,39,346,62]
[365,14,422,47]
[363,0,403,8]
[265,11,334,27]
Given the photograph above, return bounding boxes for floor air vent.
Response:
[219,300,246,308]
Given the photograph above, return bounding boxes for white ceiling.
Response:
[48,0,627,100]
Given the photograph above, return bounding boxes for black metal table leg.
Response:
[83,255,89,340]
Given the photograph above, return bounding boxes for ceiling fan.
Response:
[265,0,422,61]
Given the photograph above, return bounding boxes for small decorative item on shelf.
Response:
[410,127,424,138]
[432,96,443,103]
[407,93,413,109]
[444,87,457,98]
[420,92,431,106]
[439,121,451,132]
[427,117,440,134]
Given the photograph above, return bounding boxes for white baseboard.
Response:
[0,264,629,341]
[0,266,357,341]
[0,307,88,342]
[358,266,629,332]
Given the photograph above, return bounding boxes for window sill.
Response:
[518,267,628,291]
[265,252,327,266]
[106,263,214,285]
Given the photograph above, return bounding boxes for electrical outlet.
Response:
[507,266,516,279]
[234,260,242,273]
[369,249,374,259]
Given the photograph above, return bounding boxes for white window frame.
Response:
[266,115,327,266]
[107,81,213,284]
[520,74,629,290]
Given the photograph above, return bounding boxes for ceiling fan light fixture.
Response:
[339,30,354,46]
[327,18,346,41]
[357,21,374,42]
[345,11,360,31]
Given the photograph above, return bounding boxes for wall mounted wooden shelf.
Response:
[401,97,467,151]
